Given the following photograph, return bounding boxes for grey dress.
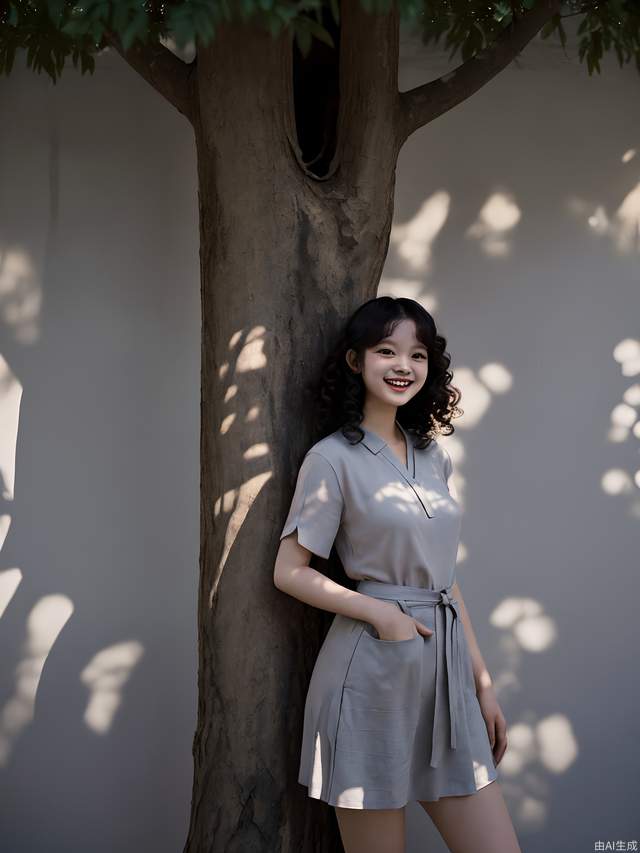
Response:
[279,419,498,809]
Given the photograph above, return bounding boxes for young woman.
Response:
[274,296,521,853]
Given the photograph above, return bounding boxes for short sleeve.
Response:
[280,451,344,559]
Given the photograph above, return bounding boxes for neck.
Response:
[360,404,401,444]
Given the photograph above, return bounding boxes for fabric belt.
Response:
[355,579,464,769]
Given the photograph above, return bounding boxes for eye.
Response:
[376,348,428,359]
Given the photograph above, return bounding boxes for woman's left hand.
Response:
[476,684,508,767]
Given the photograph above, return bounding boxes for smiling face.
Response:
[346,318,429,411]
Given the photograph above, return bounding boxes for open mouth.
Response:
[383,377,414,391]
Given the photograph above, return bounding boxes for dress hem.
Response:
[300,771,498,810]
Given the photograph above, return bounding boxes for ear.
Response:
[345,349,360,374]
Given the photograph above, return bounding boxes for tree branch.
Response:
[330,1,401,194]
[103,28,197,124]
[398,0,562,143]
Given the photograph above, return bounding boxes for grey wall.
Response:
[1,17,638,853]
[0,49,200,853]
[392,20,640,853]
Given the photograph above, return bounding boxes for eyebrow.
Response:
[378,338,428,351]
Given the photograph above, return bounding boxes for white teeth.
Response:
[385,379,411,387]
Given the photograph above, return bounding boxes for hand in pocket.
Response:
[372,604,434,642]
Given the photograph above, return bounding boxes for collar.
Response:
[359,419,411,455]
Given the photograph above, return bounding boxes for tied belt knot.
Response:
[356,579,466,770]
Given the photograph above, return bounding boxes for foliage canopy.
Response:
[0,0,638,84]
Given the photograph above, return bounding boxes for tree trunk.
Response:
[184,5,401,851]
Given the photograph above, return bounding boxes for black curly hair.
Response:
[311,296,462,449]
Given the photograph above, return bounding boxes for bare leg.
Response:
[418,780,521,853]
[334,806,406,853]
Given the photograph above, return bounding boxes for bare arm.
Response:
[451,578,494,695]
[274,533,397,627]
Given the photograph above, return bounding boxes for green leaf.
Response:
[614,43,624,67]
[493,1,511,23]
[80,50,95,74]
[302,17,335,49]
[27,40,37,67]
[61,17,89,37]
[121,10,148,52]
[540,24,552,39]
[266,15,283,36]
[557,19,566,50]
[275,5,298,24]
[578,39,588,61]
[295,23,311,56]
[90,21,106,44]
[47,0,66,26]
[577,16,590,35]
[41,51,54,76]
[112,4,132,35]
[88,1,111,24]
[5,43,16,74]
[193,10,215,47]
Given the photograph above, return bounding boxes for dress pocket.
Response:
[343,618,423,710]
[336,619,424,772]
[360,599,436,644]
[361,621,420,643]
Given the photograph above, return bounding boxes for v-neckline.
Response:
[357,420,435,517]
[389,422,409,472]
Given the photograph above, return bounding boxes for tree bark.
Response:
[184,5,401,851]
